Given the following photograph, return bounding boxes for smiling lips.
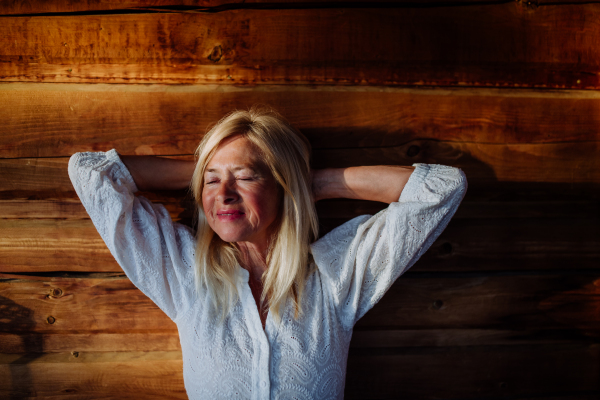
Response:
[216,209,245,221]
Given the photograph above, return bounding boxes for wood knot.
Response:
[51,288,63,298]
[47,316,56,324]
[440,242,453,256]
[208,45,223,63]
[432,300,444,310]
[515,0,538,10]
[71,351,79,358]
[406,145,421,158]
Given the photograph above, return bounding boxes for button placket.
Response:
[238,266,272,399]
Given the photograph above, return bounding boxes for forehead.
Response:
[205,135,265,172]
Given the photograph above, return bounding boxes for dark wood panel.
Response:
[2,5,600,87]
[1,274,598,336]
[345,344,600,399]
[3,84,600,159]
[356,274,600,334]
[349,328,597,348]
[317,199,600,220]
[408,215,600,271]
[314,140,600,184]
[320,215,600,271]
[0,351,186,399]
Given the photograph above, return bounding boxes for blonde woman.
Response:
[69,107,467,399]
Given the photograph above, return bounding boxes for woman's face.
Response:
[202,135,281,252]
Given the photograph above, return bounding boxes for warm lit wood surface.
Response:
[2,84,600,156]
[2,5,600,87]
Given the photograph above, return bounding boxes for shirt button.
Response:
[260,381,267,388]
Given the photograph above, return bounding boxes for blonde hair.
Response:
[191,106,319,322]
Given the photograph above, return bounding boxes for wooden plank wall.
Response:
[1,1,599,399]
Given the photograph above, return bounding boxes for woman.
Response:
[68,107,467,399]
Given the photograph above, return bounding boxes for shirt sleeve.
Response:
[310,163,467,329]
[68,149,197,322]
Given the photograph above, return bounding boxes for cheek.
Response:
[259,187,281,223]
[201,192,213,216]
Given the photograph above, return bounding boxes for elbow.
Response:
[453,168,468,202]
[67,153,82,183]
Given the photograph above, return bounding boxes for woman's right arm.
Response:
[68,150,198,322]
[120,155,196,191]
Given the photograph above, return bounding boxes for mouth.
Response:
[216,210,245,221]
[217,210,244,216]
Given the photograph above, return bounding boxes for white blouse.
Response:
[68,149,467,400]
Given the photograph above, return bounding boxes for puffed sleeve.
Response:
[310,163,467,329]
[68,149,197,322]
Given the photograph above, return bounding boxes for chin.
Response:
[213,229,247,244]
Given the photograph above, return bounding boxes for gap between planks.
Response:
[5,82,600,99]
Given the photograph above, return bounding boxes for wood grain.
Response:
[0,351,186,399]
[1,345,597,399]
[2,212,598,272]
[0,332,181,354]
[0,275,178,331]
[1,274,598,335]
[3,84,600,158]
[345,343,600,399]
[0,327,588,355]
[2,206,598,272]
[2,140,599,198]
[1,346,597,399]
[2,5,600,87]
[0,0,557,16]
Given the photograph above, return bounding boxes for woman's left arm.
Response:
[310,163,467,329]
[312,165,416,203]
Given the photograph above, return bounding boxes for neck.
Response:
[237,241,268,282]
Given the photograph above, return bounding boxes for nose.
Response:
[215,179,239,204]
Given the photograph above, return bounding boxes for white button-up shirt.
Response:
[69,149,467,399]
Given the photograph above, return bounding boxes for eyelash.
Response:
[205,178,253,184]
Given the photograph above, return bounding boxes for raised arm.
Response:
[68,150,198,322]
[311,163,467,328]
[312,165,416,203]
[120,155,196,191]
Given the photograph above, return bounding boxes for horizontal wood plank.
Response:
[0,0,594,16]
[0,350,186,399]
[345,343,600,399]
[5,196,598,220]
[0,332,181,354]
[3,84,600,159]
[1,274,598,335]
[0,327,589,355]
[0,275,178,331]
[356,274,600,333]
[313,140,600,184]
[2,5,600,87]
[0,345,597,399]
[2,210,598,272]
[2,140,599,199]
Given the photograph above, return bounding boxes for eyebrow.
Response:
[205,165,259,174]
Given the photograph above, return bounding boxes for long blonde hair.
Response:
[191,106,319,322]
